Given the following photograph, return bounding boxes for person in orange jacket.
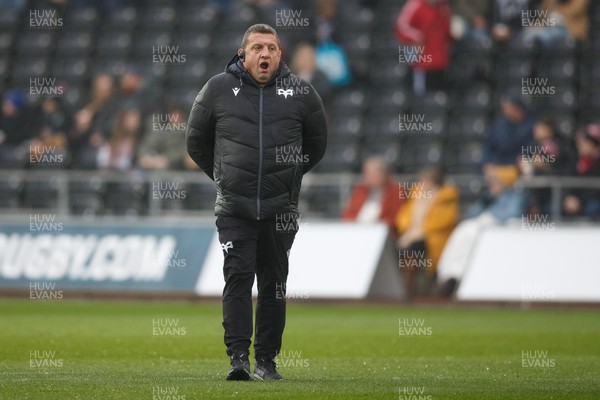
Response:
[341,156,404,235]
[396,166,459,297]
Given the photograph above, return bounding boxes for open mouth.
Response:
[259,61,269,71]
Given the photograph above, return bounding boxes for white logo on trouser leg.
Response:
[221,241,233,254]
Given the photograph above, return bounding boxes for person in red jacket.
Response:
[396,0,452,95]
[341,157,404,235]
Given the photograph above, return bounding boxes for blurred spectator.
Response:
[396,0,452,95]
[30,98,68,137]
[97,108,141,171]
[0,0,26,11]
[396,166,459,298]
[85,74,115,138]
[341,157,404,234]
[314,0,337,42]
[67,74,114,168]
[28,131,68,169]
[522,0,569,46]
[0,90,30,165]
[553,0,589,41]
[137,106,187,170]
[563,124,600,219]
[290,42,332,104]
[94,69,147,138]
[437,166,525,296]
[28,98,69,168]
[67,109,104,168]
[519,118,571,214]
[451,0,491,43]
[482,95,535,172]
[491,0,530,42]
[313,0,351,86]
[528,0,589,42]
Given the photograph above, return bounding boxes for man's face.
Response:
[501,101,525,123]
[363,160,386,189]
[576,135,599,158]
[242,33,281,85]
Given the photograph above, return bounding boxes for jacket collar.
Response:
[225,53,290,88]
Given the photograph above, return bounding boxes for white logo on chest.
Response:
[277,88,294,98]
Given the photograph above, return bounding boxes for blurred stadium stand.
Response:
[1,0,600,219]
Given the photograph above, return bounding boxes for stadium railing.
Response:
[0,170,599,221]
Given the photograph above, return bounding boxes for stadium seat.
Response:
[445,139,484,174]
[50,57,90,85]
[63,7,100,32]
[102,7,138,31]
[139,6,177,30]
[313,136,361,173]
[171,32,211,57]
[360,135,402,172]
[166,60,208,87]
[0,58,10,88]
[16,31,55,58]
[91,58,133,78]
[302,183,345,218]
[68,178,105,216]
[96,31,133,58]
[448,111,490,139]
[450,84,492,113]
[10,57,49,88]
[329,88,368,116]
[368,62,409,89]
[0,177,21,209]
[22,180,61,209]
[132,31,171,59]
[364,113,402,137]
[0,32,14,54]
[168,86,200,110]
[400,138,445,173]
[178,5,218,32]
[538,84,578,111]
[328,115,363,138]
[55,32,94,57]
[0,10,21,33]
[537,57,576,83]
[103,181,147,216]
[408,91,449,111]
[369,88,408,114]
[338,6,374,35]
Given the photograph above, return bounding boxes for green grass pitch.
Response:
[0,298,598,399]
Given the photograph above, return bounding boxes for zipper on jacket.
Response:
[256,87,264,220]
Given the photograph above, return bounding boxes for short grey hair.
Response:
[240,23,280,49]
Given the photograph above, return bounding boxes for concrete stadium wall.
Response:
[457,225,600,302]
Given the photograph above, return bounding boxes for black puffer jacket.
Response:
[186,55,327,220]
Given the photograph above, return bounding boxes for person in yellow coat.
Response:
[396,166,459,298]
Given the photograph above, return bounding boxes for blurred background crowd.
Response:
[1,0,600,296]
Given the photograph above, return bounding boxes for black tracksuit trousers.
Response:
[216,215,297,361]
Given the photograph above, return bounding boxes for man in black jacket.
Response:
[186,24,327,381]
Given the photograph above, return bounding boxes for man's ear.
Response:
[237,48,245,61]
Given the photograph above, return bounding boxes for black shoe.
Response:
[226,351,251,381]
[253,358,283,381]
